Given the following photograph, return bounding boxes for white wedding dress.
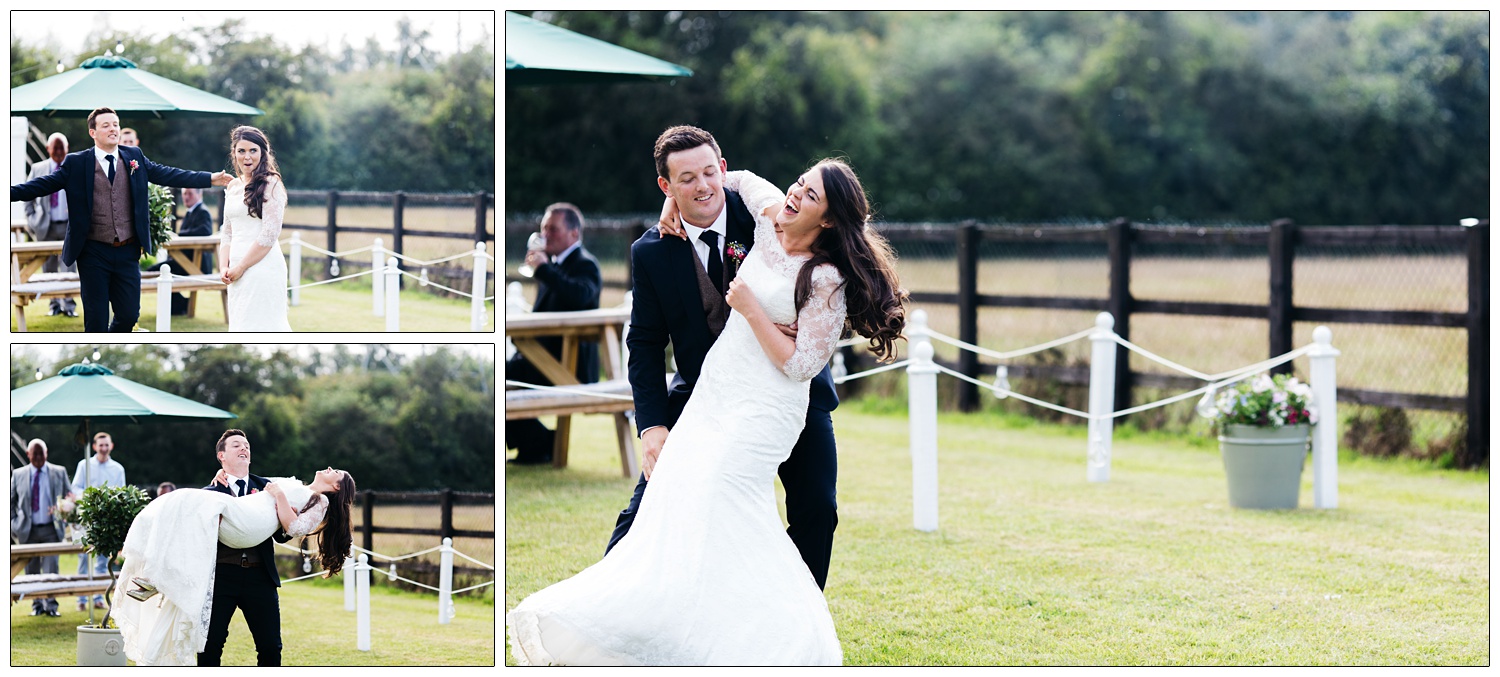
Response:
[507,171,846,666]
[223,177,292,331]
[113,478,328,666]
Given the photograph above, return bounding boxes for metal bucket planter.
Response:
[77,624,127,666]
[1218,424,1311,510]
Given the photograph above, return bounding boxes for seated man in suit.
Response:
[506,202,603,465]
[169,187,214,315]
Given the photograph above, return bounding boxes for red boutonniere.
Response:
[128,159,139,175]
[250,488,259,494]
[726,241,748,273]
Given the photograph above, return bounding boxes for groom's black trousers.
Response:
[198,564,281,666]
[606,408,838,589]
[76,240,144,332]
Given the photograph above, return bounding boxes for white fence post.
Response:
[344,555,356,611]
[439,537,454,625]
[372,238,385,316]
[289,231,302,306]
[155,264,173,333]
[1086,312,1117,482]
[907,309,940,532]
[471,242,487,331]
[1309,326,1341,509]
[356,554,371,651]
[385,256,401,332]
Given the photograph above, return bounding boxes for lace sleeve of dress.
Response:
[721,170,785,250]
[782,264,848,381]
[220,183,235,240]
[286,493,328,538]
[253,178,287,248]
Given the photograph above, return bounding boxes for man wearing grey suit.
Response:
[10,439,73,616]
[23,133,78,316]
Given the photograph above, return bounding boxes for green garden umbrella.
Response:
[9,55,264,119]
[11,361,235,626]
[505,11,693,86]
[12,362,238,424]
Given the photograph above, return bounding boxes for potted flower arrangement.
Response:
[72,484,150,666]
[1201,372,1318,509]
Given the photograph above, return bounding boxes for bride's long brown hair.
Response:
[793,159,907,362]
[228,125,282,219]
[299,472,356,577]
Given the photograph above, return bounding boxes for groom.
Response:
[10,107,233,332]
[606,125,842,589]
[199,429,288,666]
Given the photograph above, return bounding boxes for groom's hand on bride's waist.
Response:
[776,321,798,339]
[641,426,669,480]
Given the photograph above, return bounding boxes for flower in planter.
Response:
[1201,371,1317,432]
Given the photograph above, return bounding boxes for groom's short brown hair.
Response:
[216,428,247,454]
[654,125,720,179]
[87,107,117,130]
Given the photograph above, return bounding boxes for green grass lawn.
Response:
[504,406,1488,665]
[11,570,495,666]
[12,277,495,332]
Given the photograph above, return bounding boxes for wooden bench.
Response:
[11,271,228,331]
[506,379,639,478]
[10,574,114,603]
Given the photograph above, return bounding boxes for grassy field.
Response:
[284,204,495,264]
[354,503,496,575]
[11,564,495,666]
[507,253,1465,395]
[503,408,1488,666]
[12,275,495,332]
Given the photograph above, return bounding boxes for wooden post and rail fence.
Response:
[506,215,1488,465]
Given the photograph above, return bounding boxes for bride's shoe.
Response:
[126,578,159,602]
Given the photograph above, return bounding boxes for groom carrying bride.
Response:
[10,107,233,332]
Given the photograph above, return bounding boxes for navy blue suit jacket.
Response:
[626,188,838,436]
[201,473,291,588]
[11,146,212,267]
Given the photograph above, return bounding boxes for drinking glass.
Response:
[517,232,546,278]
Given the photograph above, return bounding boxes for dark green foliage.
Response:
[12,17,494,193]
[11,346,496,493]
[73,484,151,628]
[506,10,1487,224]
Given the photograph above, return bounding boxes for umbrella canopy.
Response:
[12,363,237,424]
[505,11,693,86]
[10,55,264,119]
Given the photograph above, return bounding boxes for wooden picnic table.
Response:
[12,234,222,284]
[11,541,87,580]
[11,235,227,330]
[505,306,637,474]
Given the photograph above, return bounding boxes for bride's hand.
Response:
[725,278,761,318]
[265,483,284,500]
[221,266,242,284]
[657,196,687,240]
[212,469,229,487]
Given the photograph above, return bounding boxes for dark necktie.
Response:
[31,468,41,513]
[236,479,247,497]
[700,229,724,294]
[106,154,116,183]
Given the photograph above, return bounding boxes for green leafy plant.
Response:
[1205,372,1318,432]
[73,484,150,629]
[146,183,175,251]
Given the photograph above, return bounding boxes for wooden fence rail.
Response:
[506,217,1488,465]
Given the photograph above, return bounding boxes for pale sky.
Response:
[10,11,496,62]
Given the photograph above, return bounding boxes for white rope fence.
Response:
[888,308,1342,532]
[151,234,495,332]
[275,537,494,650]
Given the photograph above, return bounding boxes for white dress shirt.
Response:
[93,146,121,177]
[681,205,728,274]
[41,159,68,221]
[551,240,582,265]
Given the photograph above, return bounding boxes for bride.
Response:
[506,160,906,665]
[112,467,355,666]
[219,125,292,331]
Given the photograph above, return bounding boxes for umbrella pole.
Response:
[82,417,95,628]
